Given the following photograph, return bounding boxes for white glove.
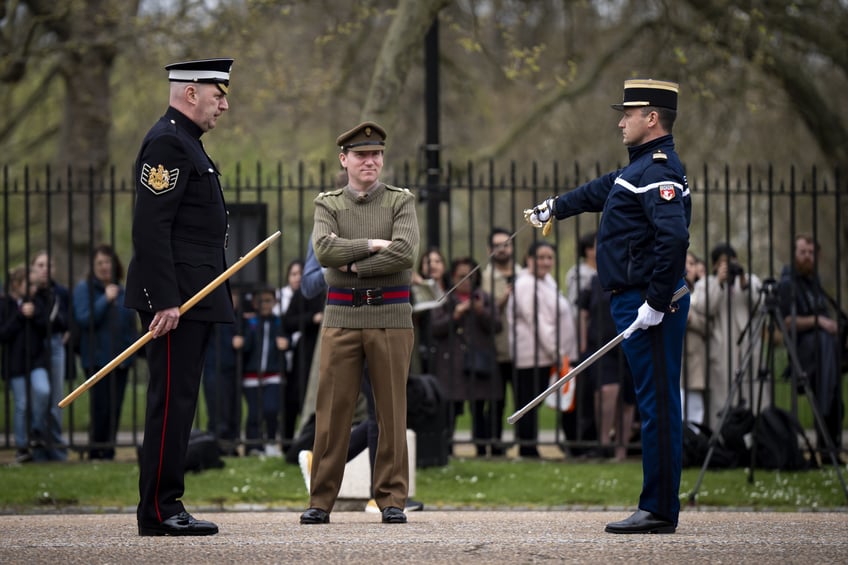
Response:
[523,197,556,228]
[623,302,665,339]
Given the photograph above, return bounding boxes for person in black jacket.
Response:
[125,58,235,537]
[282,260,324,444]
[0,266,50,463]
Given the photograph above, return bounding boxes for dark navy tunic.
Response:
[127,106,233,526]
[554,134,691,524]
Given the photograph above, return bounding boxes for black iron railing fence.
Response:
[1,162,844,460]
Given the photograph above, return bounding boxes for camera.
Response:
[728,262,744,286]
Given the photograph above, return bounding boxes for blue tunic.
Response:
[554,134,690,524]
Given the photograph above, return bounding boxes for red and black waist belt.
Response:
[327,286,410,307]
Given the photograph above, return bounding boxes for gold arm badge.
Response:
[149,165,169,190]
[141,163,179,194]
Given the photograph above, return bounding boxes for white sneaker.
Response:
[364,498,380,513]
[298,450,312,492]
[405,498,424,512]
[264,443,282,457]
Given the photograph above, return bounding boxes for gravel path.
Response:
[1,510,845,564]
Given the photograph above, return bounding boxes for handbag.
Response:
[462,348,494,379]
[544,356,574,412]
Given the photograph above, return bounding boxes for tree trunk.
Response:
[361,0,452,127]
[48,0,139,283]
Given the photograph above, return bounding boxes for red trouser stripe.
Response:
[154,333,171,522]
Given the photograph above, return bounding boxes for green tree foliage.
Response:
[0,0,845,285]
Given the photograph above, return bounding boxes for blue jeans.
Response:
[10,367,51,450]
[43,334,68,461]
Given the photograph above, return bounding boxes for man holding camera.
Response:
[690,243,766,428]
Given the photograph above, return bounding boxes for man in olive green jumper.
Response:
[300,121,419,525]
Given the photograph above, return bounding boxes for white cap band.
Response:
[168,69,230,82]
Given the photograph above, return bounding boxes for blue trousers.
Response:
[243,382,281,443]
[611,283,688,525]
[10,367,50,449]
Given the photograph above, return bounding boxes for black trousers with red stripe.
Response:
[137,314,213,525]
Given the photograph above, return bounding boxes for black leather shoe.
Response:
[138,511,218,536]
[381,506,407,524]
[605,509,675,534]
[300,507,330,524]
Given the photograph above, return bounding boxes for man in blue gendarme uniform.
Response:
[527,78,691,534]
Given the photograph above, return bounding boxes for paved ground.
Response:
[1,510,845,564]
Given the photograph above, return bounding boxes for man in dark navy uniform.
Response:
[125,58,235,536]
[527,79,691,534]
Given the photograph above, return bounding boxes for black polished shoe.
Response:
[138,511,218,536]
[300,507,330,524]
[381,506,407,524]
[604,509,676,534]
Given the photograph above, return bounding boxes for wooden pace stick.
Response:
[507,285,689,425]
[58,230,282,408]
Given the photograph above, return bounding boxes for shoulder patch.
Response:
[653,150,668,162]
[658,184,676,201]
[140,163,179,194]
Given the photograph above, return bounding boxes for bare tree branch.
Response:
[471,19,658,163]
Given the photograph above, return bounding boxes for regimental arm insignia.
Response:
[659,184,676,201]
[141,163,179,194]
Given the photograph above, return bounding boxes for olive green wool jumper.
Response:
[312,182,420,329]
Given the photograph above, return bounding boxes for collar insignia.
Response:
[141,163,179,194]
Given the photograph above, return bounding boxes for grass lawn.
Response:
[1,454,845,513]
[1,347,846,513]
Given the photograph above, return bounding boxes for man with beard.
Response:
[480,228,522,456]
[778,233,844,456]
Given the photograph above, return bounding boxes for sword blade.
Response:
[507,285,689,424]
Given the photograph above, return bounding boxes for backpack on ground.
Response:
[682,421,712,468]
[711,405,755,468]
[754,406,816,471]
[406,373,444,431]
[184,430,225,473]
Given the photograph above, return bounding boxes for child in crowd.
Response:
[233,286,290,456]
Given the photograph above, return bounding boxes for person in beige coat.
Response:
[682,252,708,423]
[690,244,766,430]
[507,241,577,457]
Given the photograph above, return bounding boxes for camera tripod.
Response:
[688,278,848,504]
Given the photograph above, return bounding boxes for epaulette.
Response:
[653,150,668,162]
[316,188,344,198]
[384,184,412,195]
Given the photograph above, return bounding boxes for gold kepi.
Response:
[58,231,282,408]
